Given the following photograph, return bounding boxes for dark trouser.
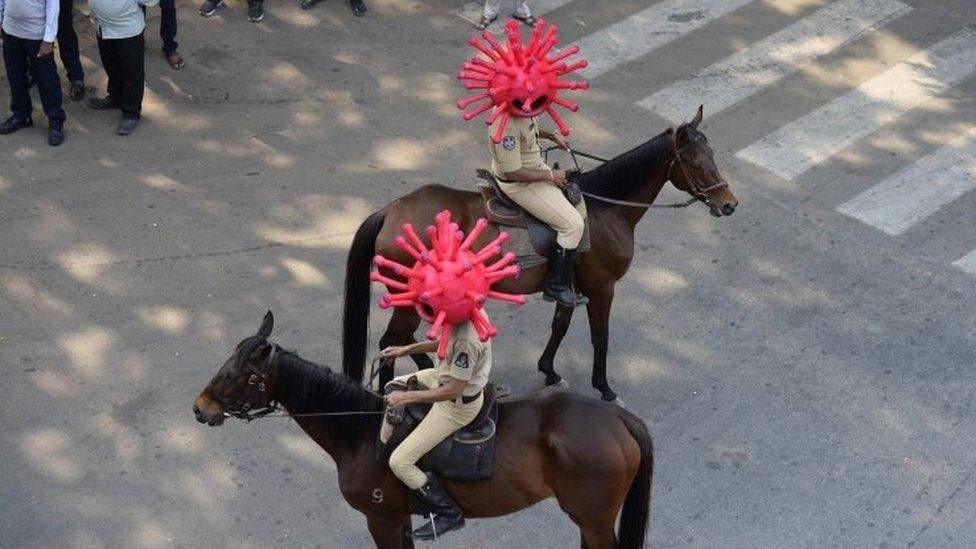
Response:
[57,0,85,82]
[159,0,178,54]
[2,33,66,122]
[96,32,145,119]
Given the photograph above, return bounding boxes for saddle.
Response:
[380,378,499,482]
[476,169,590,259]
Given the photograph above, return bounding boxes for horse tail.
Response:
[617,412,653,549]
[342,209,387,383]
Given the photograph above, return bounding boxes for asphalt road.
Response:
[2,0,975,547]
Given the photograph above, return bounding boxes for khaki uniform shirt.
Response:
[489,116,547,180]
[435,318,491,397]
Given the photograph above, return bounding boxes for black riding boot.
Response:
[543,244,588,307]
[412,475,465,540]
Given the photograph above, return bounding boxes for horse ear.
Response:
[691,105,703,129]
[257,311,274,338]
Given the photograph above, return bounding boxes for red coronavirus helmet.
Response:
[457,18,589,143]
[370,211,526,358]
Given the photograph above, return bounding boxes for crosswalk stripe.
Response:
[952,249,976,275]
[451,0,575,34]
[636,0,911,123]
[836,127,976,235]
[576,0,756,79]
[736,27,976,180]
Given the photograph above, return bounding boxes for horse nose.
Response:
[193,404,206,423]
[721,203,736,216]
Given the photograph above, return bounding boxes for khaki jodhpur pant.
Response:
[380,369,484,489]
[498,180,587,248]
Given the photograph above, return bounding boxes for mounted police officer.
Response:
[457,18,592,308]
[378,316,491,540]
[489,115,587,307]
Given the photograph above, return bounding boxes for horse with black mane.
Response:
[193,312,653,548]
[343,106,738,402]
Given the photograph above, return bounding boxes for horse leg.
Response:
[585,285,618,402]
[365,513,413,549]
[580,527,617,549]
[377,308,432,388]
[537,304,575,386]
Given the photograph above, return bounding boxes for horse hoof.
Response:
[611,397,626,408]
[554,379,570,388]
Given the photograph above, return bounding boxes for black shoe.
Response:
[116,117,139,136]
[87,96,120,110]
[247,1,264,21]
[68,81,86,101]
[48,119,64,146]
[0,115,33,135]
[412,475,464,540]
[542,244,588,308]
[198,0,223,16]
[300,0,317,9]
[350,0,366,16]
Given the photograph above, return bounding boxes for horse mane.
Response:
[273,347,384,440]
[577,129,673,200]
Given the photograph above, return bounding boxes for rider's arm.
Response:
[395,378,468,404]
[503,167,567,186]
[502,167,555,183]
[381,339,438,359]
[538,127,570,150]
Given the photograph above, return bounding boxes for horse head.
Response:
[193,311,278,426]
[669,105,739,217]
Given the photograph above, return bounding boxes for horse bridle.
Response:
[213,341,280,422]
[665,135,729,202]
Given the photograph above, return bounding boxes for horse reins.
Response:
[543,139,726,209]
[218,342,384,422]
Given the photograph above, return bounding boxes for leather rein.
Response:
[543,137,728,209]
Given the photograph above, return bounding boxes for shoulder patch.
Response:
[502,135,517,151]
[454,352,470,369]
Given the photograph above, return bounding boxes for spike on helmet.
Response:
[457,18,589,143]
[370,211,526,358]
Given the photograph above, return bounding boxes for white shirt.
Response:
[87,0,156,39]
[0,0,59,43]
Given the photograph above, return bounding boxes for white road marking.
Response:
[637,0,911,123]
[576,0,756,79]
[451,0,575,34]
[736,28,976,180]
[836,127,976,235]
[952,248,976,275]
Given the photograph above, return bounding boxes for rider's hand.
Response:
[385,391,412,409]
[550,169,568,188]
[380,345,409,359]
[38,41,54,57]
[550,133,570,151]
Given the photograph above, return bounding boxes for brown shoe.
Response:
[166,51,185,70]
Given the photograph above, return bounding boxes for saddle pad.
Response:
[500,221,591,270]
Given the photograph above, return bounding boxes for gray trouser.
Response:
[483,0,531,19]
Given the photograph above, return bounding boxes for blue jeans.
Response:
[3,33,66,122]
[57,0,85,82]
[159,0,178,54]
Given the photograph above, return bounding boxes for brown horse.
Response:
[343,106,738,401]
[193,312,653,548]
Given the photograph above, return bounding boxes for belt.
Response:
[459,392,482,404]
